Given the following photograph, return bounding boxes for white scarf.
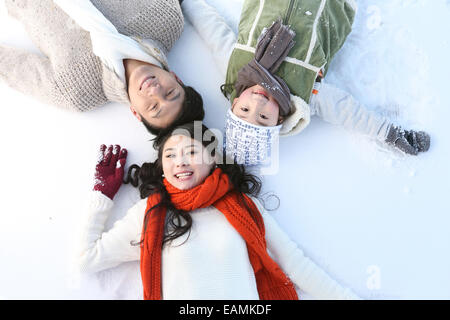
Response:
[224,109,281,166]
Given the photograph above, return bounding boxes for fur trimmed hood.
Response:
[279,94,311,137]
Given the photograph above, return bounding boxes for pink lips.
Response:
[140,76,156,90]
[253,89,269,99]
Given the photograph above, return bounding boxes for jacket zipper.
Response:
[283,0,296,25]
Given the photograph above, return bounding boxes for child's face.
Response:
[162,135,215,190]
[232,85,281,127]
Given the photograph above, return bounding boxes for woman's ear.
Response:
[277,115,285,125]
[209,162,217,174]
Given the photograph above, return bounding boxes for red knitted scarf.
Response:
[140,168,298,300]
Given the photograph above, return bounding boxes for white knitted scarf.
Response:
[53,0,166,83]
[224,109,282,166]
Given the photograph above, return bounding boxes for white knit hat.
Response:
[224,109,282,166]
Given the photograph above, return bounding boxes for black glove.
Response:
[385,125,430,155]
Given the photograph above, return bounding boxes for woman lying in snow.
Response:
[180,0,430,165]
[79,122,360,300]
[0,0,203,135]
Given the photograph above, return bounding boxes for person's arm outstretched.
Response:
[311,82,430,155]
[1,0,108,111]
[76,145,144,273]
[181,0,237,77]
[252,197,361,300]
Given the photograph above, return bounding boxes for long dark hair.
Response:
[124,122,262,246]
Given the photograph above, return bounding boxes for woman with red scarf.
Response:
[80,122,359,300]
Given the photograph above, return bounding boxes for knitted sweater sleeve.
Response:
[181,0,236,77]
[76,191,146,274]
[251,198,361,300]
[1,0,108,111]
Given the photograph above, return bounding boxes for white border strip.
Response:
[234,43,321,73]
[305,0,327,63]
[235,43,256,54]
[247,0,265,46]
[284,56,321,73]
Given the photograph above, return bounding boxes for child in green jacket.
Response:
[182,0,430,166]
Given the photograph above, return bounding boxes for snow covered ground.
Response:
[1,0,449,299]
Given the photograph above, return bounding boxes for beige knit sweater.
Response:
[0,0,184,111]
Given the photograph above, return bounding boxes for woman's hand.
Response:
[93,144,128,200]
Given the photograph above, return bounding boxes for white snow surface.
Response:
[1,0,449,299]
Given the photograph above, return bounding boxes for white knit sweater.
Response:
[77,191,360,300]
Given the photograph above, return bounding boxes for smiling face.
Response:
[232,84,282,127]
[126,60,185,129]
[161,134,216,190]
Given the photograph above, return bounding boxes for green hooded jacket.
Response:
[223,0,356,136]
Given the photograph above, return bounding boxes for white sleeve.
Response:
[310,81,392,141]
[182,0,237,77]
[252,199,361,300]
[76,191,146,273]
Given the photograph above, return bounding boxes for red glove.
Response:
[93,144,128,200]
